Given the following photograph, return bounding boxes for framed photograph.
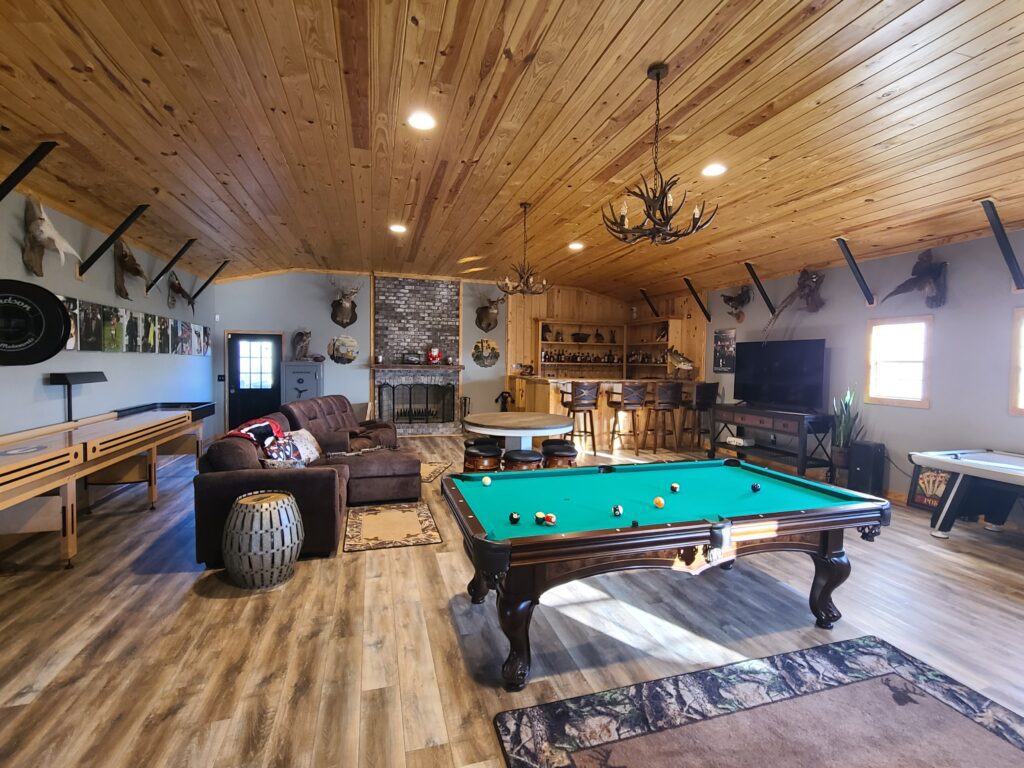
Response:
[907,465,956,512]
[124,311,142,353]
[202,326,211,356]
[713,328,737,373]
[192,324,203,355]
[102,305,126,353]
[169,317,179,354]
[59,296,79,350]
[141,313,157,353]
[178,321,193,355]
[78,301,103,351]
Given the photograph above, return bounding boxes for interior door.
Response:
[226,332,282,429]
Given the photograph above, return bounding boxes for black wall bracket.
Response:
[0,141,58,204]
[146,238,197,294]
[743,262,776,315]
[835,237,875,306]
[980,199,1024,291]
[639,288,660,318]
[190,260,229,303]
[77,204,150,277]
[683,277,711,322]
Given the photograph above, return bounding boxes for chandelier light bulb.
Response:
[666,192,674,212]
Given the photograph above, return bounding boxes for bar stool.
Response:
[463,441,502,472]
[607,381,648,456]
[565,382,599,455]
[541,438,578,468]
[681,382,719,448]
[503,449,543,471]
[642,381,683,454]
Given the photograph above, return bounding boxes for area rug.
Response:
[495,636,1024,767]
[420,461,452,483]
[343,502,442,551]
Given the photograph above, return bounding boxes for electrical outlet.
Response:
[217,374,225,382]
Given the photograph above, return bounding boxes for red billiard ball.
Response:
[544,513,557,526]
[653,496,665,509]
[751,483,762,493]
[670,483,680,493]
[535,512,546,525]
[509,512,521,524]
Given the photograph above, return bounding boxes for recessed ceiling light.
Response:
[388,223,407,234]
[457,255,484,263]
[568,242,585,251]
[461,266,486,274]
[408,110,436,130]
[702,163,727,177]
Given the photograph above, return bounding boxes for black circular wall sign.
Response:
[0,280,71,366]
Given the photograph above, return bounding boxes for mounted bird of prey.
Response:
[763,269,826,337]
[22,196,79,277]
[880,249,947,308]
[722,285,752,322]
[114,239,147,300]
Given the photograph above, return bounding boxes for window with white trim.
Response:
[1012,308,1024,416]
[865,316,931,408]
[238,339,275,390]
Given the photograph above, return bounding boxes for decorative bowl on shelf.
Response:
[571,332,591,343]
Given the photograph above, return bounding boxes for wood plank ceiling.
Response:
[1,0,1023,296]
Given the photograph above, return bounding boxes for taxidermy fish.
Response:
[22,196,80,277]
[667,346,695,371]
[114,239,147,300]
[167,270,195,314]
[880,249,946,309]
[762,269,825,337]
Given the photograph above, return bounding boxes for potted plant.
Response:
[831,388,864,469]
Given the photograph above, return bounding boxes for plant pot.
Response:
[832,446,849,469]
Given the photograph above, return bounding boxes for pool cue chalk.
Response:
[631,520,639,528]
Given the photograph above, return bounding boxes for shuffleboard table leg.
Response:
[147,447,158,509]
[808,551,850,629]
[497,590,538,691]
[59,480,77,568]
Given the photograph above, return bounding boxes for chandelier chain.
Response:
[652,70,661,176]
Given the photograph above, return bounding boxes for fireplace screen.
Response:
[377,383,456,424]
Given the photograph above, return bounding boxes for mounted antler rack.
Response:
[980,199,1024,291]
[146,238,197,294]
[835,237,875,306]
[683,277,711,323]
[78,204,150,277]
[0,141,57,204]
[190,260,230,302]
[743,262,776,316]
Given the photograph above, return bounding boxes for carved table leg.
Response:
[808,551,851,629]
[467,570,489,604]
[497,590,538,691]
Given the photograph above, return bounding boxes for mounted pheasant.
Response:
[113,239,147,300]
[880,249,947,309]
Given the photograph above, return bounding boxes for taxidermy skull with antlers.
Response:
[114,239,147,300]
[22,196,80,277]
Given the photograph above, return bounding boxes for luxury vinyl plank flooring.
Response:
[1,437,1023,767]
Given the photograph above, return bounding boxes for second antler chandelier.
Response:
[603,63,718,245]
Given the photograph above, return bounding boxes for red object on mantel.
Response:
[426,346,442,364]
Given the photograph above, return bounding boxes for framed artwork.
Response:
[202,326,211,356]
[178,321,193,355]
[124,311,142,353]
[79,301,103,351]
[141,314,157,353]
[102,305,125,352]
[59,296,79,350]
[907,465,956,512]
[713,328,736,373]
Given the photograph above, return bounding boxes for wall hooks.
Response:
[146,238,197,294]
[0,142,57,204]
[683,277,711,322]
[743,262,776,315]
[835,237,875,306]
[980,199,1024,291]
[78,204,150,277]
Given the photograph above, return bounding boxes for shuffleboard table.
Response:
[442,458,891,690]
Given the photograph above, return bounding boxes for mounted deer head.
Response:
[474,295,506,332]
[329,278,359,328]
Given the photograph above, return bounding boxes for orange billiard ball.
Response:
[653,496,665,509]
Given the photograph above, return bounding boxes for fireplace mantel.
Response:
[371,364,465,371]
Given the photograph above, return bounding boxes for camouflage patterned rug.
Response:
[495,636,1024,767]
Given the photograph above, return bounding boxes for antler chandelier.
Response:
[603,63,718,245]
[498,202,549,296]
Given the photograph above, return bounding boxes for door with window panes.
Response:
[226,332,283,429]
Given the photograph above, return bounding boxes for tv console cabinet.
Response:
[708,404,834,479]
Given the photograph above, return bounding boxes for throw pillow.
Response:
[225,418,284,449]
[265,435,302,462]
[287,429,322,464]
[261,457,305,469]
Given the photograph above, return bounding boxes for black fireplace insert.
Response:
[377,382,456,424]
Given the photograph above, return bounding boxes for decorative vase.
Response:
[222,491,304,589]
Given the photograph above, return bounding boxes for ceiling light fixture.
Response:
[408,110,436,130]
[497,202,549,296]
[702,163,727,177]
[461,266,486,274]
[457,255,484,263]
[388,223,407,234]
[603,63,718,245]
[568,242,585,251]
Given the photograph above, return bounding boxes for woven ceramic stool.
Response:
[222,491,304,589]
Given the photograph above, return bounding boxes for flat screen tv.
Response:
[733,339,825,411]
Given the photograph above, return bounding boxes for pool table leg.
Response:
[808,551,850,629]
[497,590,538,691]
[468,570,489,604]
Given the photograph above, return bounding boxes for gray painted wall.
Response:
[461,282,508,413]
[0,191,215,434]
[704,231,1024,494]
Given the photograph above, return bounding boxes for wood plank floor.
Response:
[1,437,1023,767]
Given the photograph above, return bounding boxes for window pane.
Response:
[239,373,251,389]
[868,321,927,402]
[871,361,924,400]
[1018,318,1024,409]
[260,373,273,389]
[239,340,250,358]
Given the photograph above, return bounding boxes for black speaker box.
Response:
[848,441,886,495]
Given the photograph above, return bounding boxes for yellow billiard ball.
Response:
[482,476,492,486]
[653,496,665,509]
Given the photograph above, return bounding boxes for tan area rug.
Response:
[343,502,442,552]
[496,637,1024,767]
[420,461,452,483]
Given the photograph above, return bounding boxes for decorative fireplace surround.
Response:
[373,276,462,435]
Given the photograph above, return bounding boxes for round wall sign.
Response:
[0,280,71,366]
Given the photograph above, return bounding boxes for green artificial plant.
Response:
[832,388,865,448]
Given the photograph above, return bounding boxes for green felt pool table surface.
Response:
[450,460,869,540]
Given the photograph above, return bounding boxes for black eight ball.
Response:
[751,482,762,493]
[509,512,521,524]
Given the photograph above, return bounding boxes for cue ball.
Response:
[535,512,546,525]
[653,496,665,509]
[509,512,520,524]
[612,504,624,517]
[670,483,680,493]
[482,476,492,486]
[751,482,761,493]
[631,520,639,528]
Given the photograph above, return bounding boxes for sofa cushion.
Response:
[282,396,359,434]
[265,435,302,461]
[316,448,420,479]
[205,437,262,471]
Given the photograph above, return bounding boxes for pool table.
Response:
[441,458,891,690]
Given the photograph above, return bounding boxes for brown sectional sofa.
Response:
[194,395,420,567]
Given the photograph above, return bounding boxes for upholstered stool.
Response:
[642,381,683,454]
[542,440,578,469]
[502,449,543,471]
[464,443,502,472]
[566,382,599,455]
[464,436,499,448]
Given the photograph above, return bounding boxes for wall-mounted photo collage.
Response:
[59,296,211,356]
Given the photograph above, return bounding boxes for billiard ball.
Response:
[482,476,492,486]
[631,520,639,528]
[544,513,557,526]
[509,512,520,524]
[751,482,761,493]
[535,512,546,525]
[653,496,665,509]
[670,483,680,493]
[612,504,624,517]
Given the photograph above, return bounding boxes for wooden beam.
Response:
[0,142,57,203]
[639,289,660,317]
[77,205,150,277]
[834,237,876,306]
[190,260,229,303]
[744,262,776,315]
[980,199,1024,291]
[146,238,197,294]
[683,277,711,323]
